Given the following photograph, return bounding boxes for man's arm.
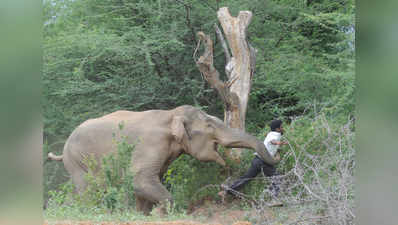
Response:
[270,140,288,145]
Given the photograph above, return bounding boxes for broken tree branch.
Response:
[214,23,231,67]
[195,32,230,105]
[248,42,257,79]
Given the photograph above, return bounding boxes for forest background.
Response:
[43,0,355,223]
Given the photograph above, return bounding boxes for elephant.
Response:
[48,105,279,215]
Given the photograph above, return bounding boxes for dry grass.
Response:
[260,115,354,225]
[221,115,355,225]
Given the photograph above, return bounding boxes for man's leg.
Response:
[261,163,280,197]
[222,156,264,196]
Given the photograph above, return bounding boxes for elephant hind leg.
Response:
[70,171,87,194]
[63,148,88,194]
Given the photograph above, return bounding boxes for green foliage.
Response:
[279,111,354,173]
[164,154,225,211]
[47,181,75,207]
[43,0,355,138]
[43,140,69,204]
[233,110,355,202]
[82,134,135,211]
[163,146,270,211]
[244,0,355,127]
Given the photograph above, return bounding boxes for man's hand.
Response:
[271,140,288,145]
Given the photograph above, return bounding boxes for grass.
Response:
[44,204,196,223]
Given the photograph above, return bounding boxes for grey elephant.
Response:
[48,105,279,214]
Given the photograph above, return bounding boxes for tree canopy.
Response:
[44,0,354,139]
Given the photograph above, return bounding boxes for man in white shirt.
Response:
[218,120,287,199]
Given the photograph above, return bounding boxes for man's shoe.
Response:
[218,184,229,202]
[217,190,227,203]
[217,190,227,197]
[220,184,229,190]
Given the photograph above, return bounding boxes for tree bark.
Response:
[195,7,256,160]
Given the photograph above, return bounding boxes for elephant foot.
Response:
[151,205,167,217]
[136,196,155,216]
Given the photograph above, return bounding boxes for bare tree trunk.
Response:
[195,7,256,160]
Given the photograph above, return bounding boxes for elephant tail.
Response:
[48,152,63,161]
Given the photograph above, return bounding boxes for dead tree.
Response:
[195,7,257,160]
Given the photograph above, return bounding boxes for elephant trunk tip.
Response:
[48,152,63,161]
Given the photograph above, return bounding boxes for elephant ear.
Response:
[171,116,191,151]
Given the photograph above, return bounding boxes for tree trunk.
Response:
[195,7,256,161]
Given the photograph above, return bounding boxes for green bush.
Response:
[163,144,273,211]
[249,113,355,224]
[228,110,355,203]
[164,154,225,211]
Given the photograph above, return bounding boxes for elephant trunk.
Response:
[218,129,279,165]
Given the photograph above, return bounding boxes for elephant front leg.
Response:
[136,196,155,216]
[134,176,173,215]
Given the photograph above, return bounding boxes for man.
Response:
[218,119,288,200]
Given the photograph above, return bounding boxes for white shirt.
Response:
[263,131,282,157]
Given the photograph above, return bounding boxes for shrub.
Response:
[164,153,226,211]
[248,114,355,225]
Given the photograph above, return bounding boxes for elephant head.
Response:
[171,105,278,166]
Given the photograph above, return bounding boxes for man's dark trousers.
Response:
[226,155,279,196]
